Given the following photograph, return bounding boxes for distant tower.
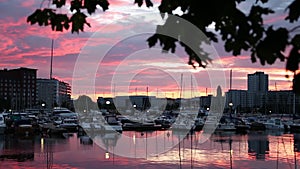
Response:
[247,72,268,92]
[247,71,269,110]
[217,85,222,97]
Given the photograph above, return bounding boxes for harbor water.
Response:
[0,130,300,169]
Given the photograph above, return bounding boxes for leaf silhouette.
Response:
[286,47,300,72]
[293,73,300,95]
[134,0,143,7]
[286,0,300,22]
[70,12,90,33]
[53,0,66,7]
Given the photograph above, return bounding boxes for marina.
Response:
[2,106,300,168]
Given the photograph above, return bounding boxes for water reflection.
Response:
[248,132,269,160]
[0,135,35,162]
[0,131,300,169]
[294,133,300,152]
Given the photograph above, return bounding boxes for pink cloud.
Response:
[20,0,36,8]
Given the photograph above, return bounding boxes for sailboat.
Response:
[122,87,162,131]
[171,74,197,132]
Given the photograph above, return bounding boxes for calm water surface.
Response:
[0,130,300,169]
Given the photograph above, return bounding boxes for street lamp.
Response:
[229,102,233,118]
[41,103,46,115]
[105,152,110,159]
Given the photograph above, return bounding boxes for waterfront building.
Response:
[199,95,212,110]
[247,72,268,93]
[225,89,248,113]
[100,96,154,112]
[37,78,71,109]
[247,72,268,109]
[0,67,37,111]
[266,90,300,114]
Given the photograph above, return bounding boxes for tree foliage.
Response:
[27,0,300,94]
[73,95,98,112]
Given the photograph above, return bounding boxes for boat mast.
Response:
[293,72,296,118]
[230,69,232,90]
[50,39,54,80]
[180,73,183,99]
[191,75,193,98]
[50,39,54,112]
[229,69,233,118]
[180,73,183,109]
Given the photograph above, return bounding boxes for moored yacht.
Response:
[289,119,300,133]
[263,118,285,130]
[59,118,79,131]
[103,115,123,133]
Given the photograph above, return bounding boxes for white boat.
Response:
[263,118,285,130]
[102,124,122,132]
[171,123,192,131]
[59,118,79,130]
[104,115,123,132]
[203,115,236,132]
[0,114,6,134]
[215,123,236,132]
[171,117,195,131]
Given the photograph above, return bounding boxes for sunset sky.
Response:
[0,0,296,100]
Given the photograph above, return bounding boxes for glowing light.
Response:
[105,152,110,159]
[133,134,136,145]
[41,137,44,153]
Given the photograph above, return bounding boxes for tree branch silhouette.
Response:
[27,0,300,94]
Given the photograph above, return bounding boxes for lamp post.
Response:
[105,100,111,114]
[41,103,45,112]
[229,102,233,118]
[40,103,46,117]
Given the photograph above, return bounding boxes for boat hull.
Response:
[0,126,6,134]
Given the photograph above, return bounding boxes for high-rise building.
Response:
[37,78,71,109]
[0,67,37,111]
[247,72,269,109]
[248,72,268,92]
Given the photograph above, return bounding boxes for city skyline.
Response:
[0,1,296,101]
[0,66,295,100]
